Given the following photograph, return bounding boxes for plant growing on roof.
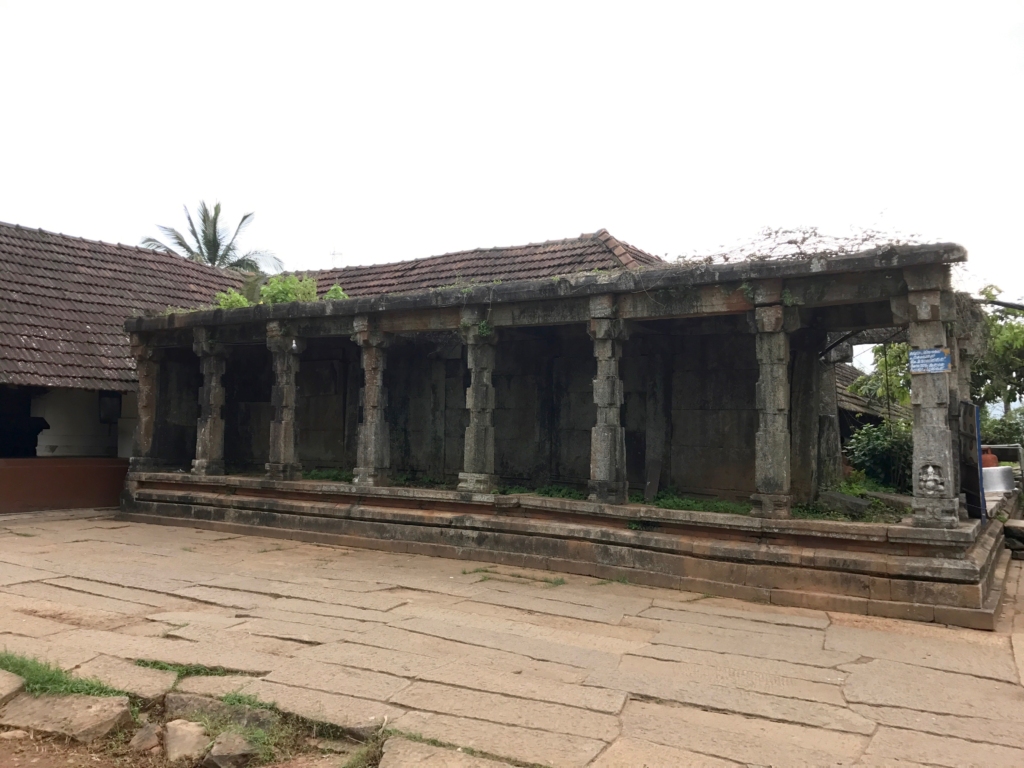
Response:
[215,288,251,309]
[260,274,318,304]
[141,201,282,273]
[324,284,349,300]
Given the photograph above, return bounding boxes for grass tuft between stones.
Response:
[134,659,256,682]
[0,651,127,698]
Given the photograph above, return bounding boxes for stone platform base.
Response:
[122,472,1012,630]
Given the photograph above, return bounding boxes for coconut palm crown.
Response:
[141,201,281,273]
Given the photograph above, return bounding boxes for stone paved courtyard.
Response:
[2,510,1024,767]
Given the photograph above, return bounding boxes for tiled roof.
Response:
[835,363,912,420]
[0,222,241,391]
[312,229,663,297]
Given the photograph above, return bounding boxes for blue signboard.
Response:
[909,348,951,373]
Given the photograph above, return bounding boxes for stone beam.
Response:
[266,322,305,481]
[352,315,391,487]
[191,328,226,476]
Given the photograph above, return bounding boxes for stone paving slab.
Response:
[862,725,1024,767]
[391,681,621,740]
[72,654,176,701]
[850,704,1024,750]
[264,658,410,700]
[0,608,74,637]
[6,515,1024,767]
[825,622,1019,681]
[0,693,131,742]
[379,737,511,767]
[619,700,868,766]
[843,659,1024,720]
[393,711,606,768]
[0,562,59,587]
[0,670,23,707]
[587,657,872,734]
[241,679,403,735]
[590,737,737,767]
[630,642,848,684]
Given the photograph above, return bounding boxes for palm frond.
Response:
[225,212,255,257]
[183,207,206,264]
[242,249,282,273]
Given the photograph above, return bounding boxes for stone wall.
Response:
[153,348,201,469]
[387,336,466,482]
[493,326,596,487]
[296,338,360,471]
[223,346,272,471]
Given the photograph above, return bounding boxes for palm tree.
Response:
[141,201,282,273]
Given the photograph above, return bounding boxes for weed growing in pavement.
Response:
[134,660,253,682]
[0,652,126,697]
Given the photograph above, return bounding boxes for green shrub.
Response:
[534,485,587,500]
[497,485,530,495]
[214,288,251,309]
[650,489,752,515]
[303,468,354,483]
[260,274,319,304]
[324,284,349,300]
[844,419,913,492]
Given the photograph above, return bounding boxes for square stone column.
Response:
[752,305,792,518]
[907,291,958,528]
[128,333,162,472]
[191,328,226,476]
[458,317,499,493]
[266,321,305,481]
[352,317,390,487]
[587,300,629,505]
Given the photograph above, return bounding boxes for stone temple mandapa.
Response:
[120,230,1013,629]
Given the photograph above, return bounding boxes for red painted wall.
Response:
[0,458,129,514]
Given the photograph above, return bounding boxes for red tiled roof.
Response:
[0,222,241,391]
[835,363,912,420]
[312,229,663,297]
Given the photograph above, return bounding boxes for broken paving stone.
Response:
[0,693,131,742]
[129,722,163,752]
[73,654,176,701]
[0,670,24,707]
[165,719,210,763]
[164,692,279,729]
[307,736,359,756]
[203,731,258,768]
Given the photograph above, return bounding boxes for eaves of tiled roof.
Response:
[0,222,241,391]
[311,229,664,297]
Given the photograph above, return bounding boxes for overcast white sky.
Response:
[1,1,1022,301]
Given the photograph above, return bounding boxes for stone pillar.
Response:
[191,328,226,476]
[752,305,791,518]
[906,289,958,528]
[588,296,629,504]
[266,321,305,481]
[352,316,390,487]
[789,335,823,505]
[129,334,161,471]
[458,314,499,493]
[817,359,843,492]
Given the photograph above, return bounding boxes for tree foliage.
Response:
[848,343,911,407]
[845,419,913,492]
[324,284,349,300]
[981,407,1024,445]
[142,201,281,273]
[972,286,1024,415]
